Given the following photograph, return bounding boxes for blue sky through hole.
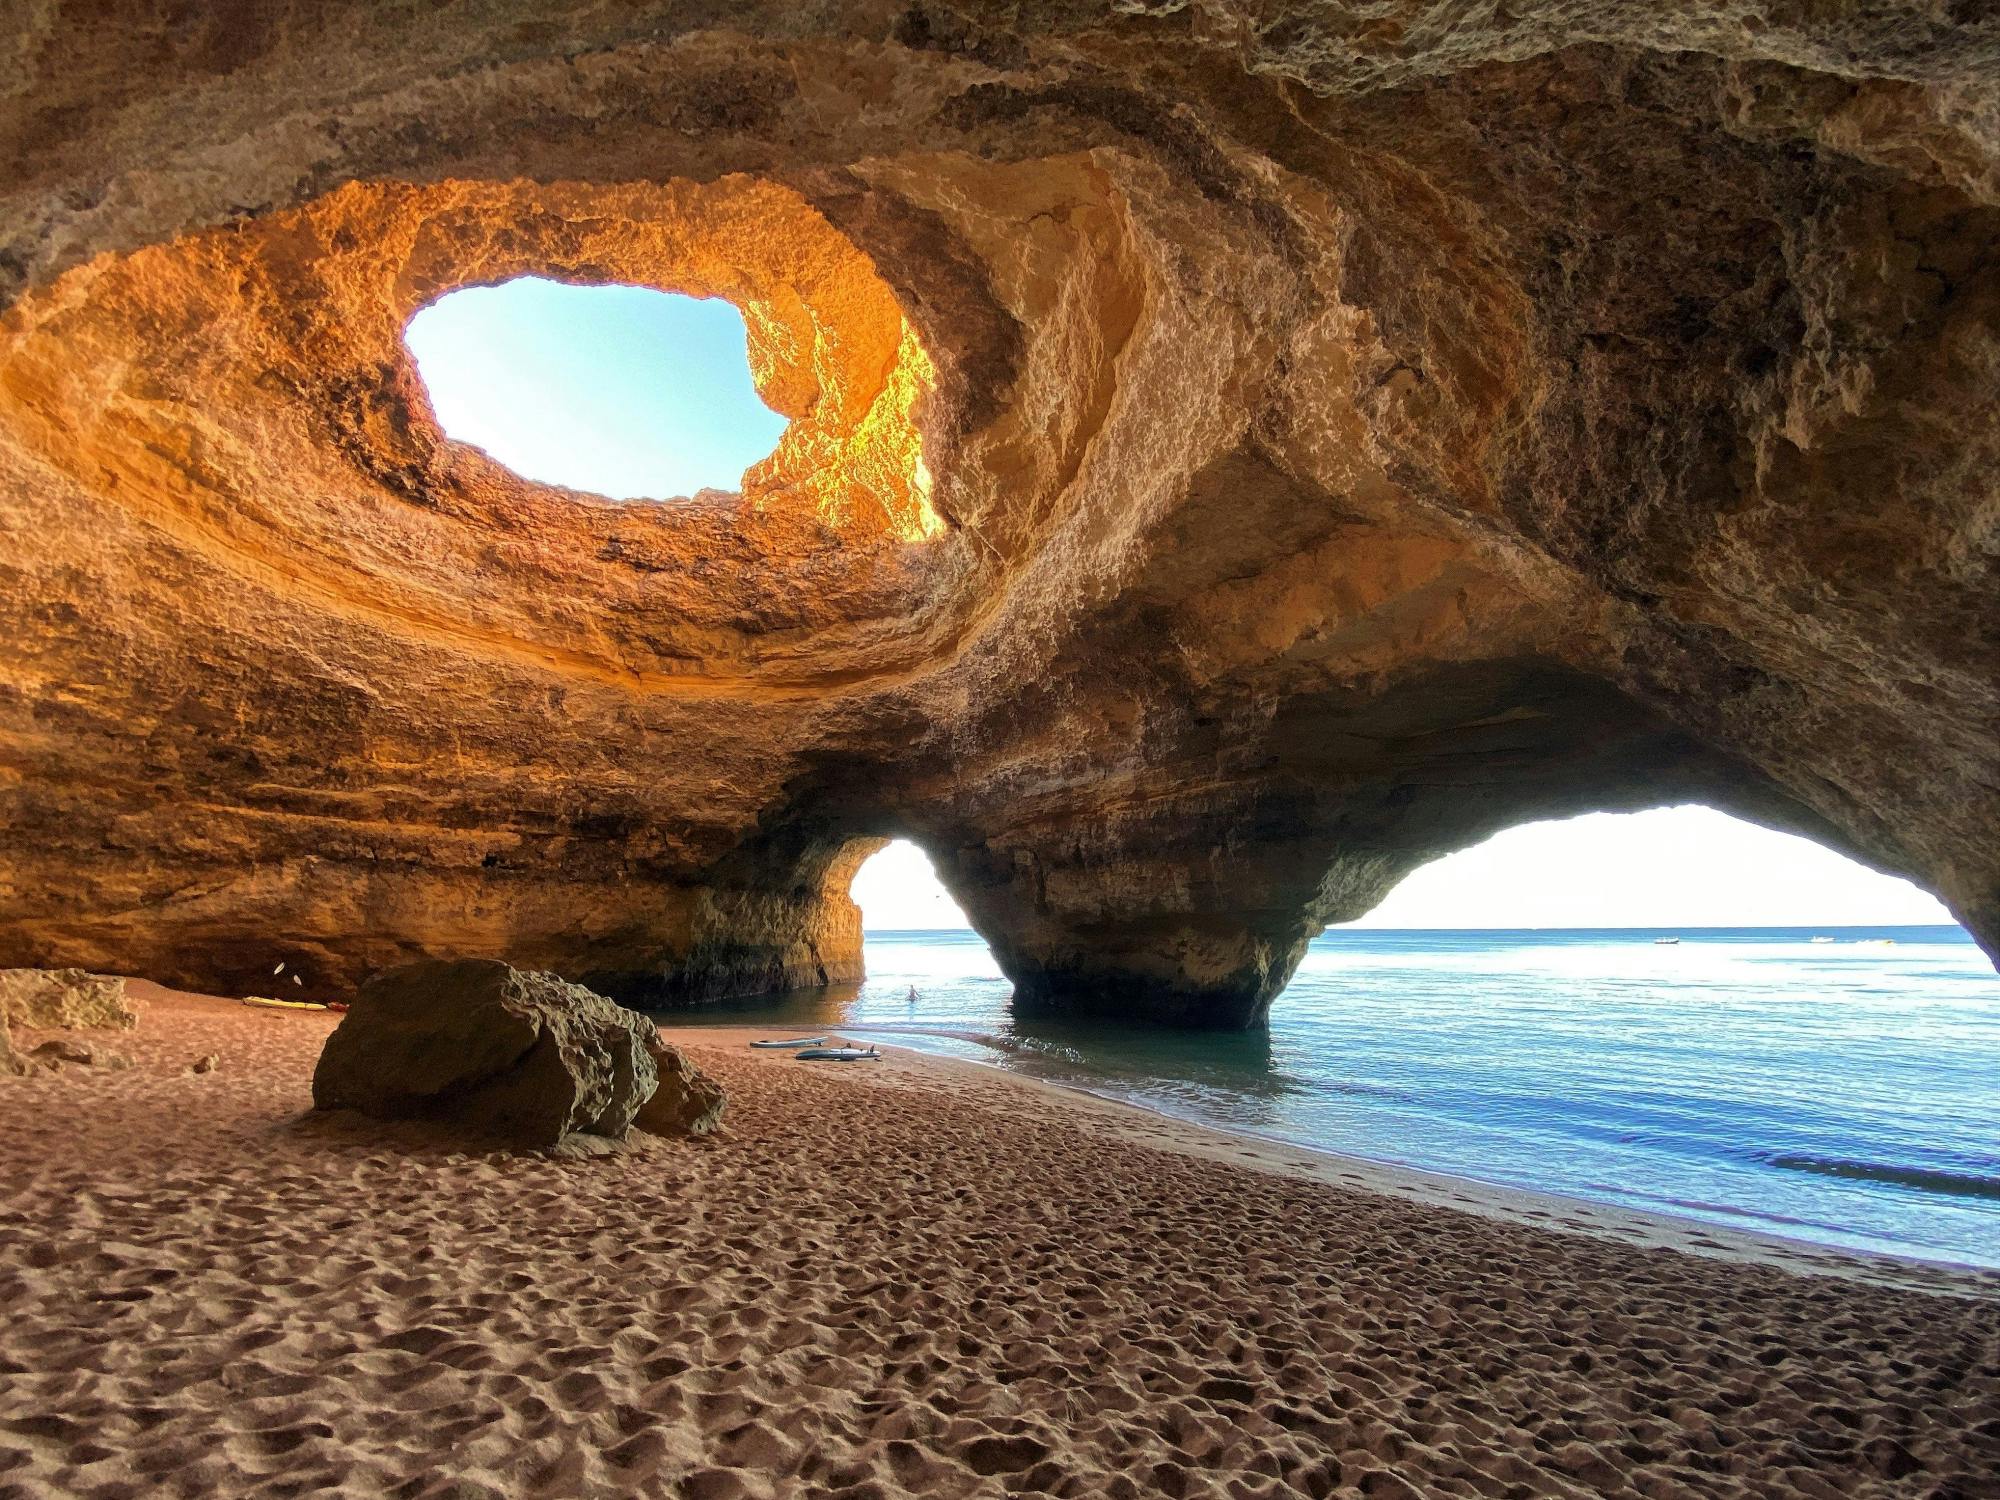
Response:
[849,809,1957,931]
[405,277,788,500]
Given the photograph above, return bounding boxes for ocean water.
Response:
[668,926,2000,1268]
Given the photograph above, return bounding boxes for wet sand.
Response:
[1,985,1996,1498]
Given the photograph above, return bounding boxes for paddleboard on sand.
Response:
[749,1036,826,1049]
[794,1046,881,1063]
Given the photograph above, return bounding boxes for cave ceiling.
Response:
[1,2,1994,1024]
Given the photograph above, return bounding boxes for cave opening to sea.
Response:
[1337,804,1955,933]
[711,808,1996,1267]
[849,839,971,934]
[403,277,789,501]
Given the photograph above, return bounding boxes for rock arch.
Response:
[0,4,1993,1023]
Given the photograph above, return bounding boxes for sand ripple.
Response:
[1,988,1996,1498]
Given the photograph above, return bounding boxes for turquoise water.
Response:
[666,926,2000,1268]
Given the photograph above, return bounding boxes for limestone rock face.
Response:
[0,3,1995,1026]
[312,960,659,1147]
[0,969,135,1075]
[0,970,136,1032]
[634,1038,727,1140]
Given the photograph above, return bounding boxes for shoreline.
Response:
[667,1023,2000,1302]
[672,922,2000,1283]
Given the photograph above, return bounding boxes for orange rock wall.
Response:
[0,3,1994,1023]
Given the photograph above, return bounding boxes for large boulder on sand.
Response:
[312,959,662,1148]
[2,968,137,1077]
[1,968,136,1031]
[635,1034,726,1138]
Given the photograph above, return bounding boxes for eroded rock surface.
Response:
[25,1038,130,1071]
[0,968,136,1074]
[0,969,137,1032]
[635,1037,728,1140]
[0,969,137,1072]
[0,3,1995,1025]
[312,959,661,1147]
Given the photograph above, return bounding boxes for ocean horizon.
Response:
[671,923,2000,1269]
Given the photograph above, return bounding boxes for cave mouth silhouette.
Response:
[403,277,789,502]
[848,839,972,934]
[1334,805,1958,934]
[831,810,1960,1029]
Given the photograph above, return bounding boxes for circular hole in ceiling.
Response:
[403,276,788,501]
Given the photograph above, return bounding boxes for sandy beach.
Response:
[2,986,1997,1499]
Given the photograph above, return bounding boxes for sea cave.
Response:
[1,4,1996,1496]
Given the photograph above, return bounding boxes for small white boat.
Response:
[795,1046,881,1063]
[749,1036,825,1049]
[1810,936,1835,944]
[1653,936,1680,945]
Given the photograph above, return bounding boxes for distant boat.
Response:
[1811,935,1835,943]
[1653,936,1680,945]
